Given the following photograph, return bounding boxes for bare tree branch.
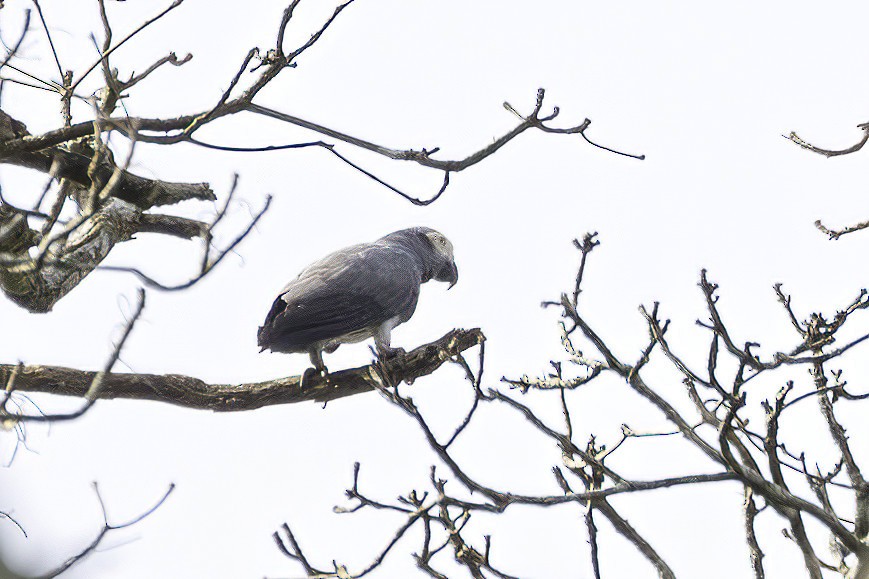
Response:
[815,218,869,240]
[29,1,61,80]
[595,499,676,579]
[0,109,214,210]
[812,360,869,539]
[70,0,185,93]
[97,192,271,292]
[0,329,486,411]
[744,487,765,579]
[786,122,869,240]
[3,287,145,424]
[36,483,174,579]
[0,197,142,312]
[0,10,32,77]
[786,124,869,158]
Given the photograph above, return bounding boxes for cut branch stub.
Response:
[0,328,485,412]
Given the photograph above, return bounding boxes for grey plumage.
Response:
[257,227,458,374]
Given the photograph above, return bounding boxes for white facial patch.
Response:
[425,230,454,260]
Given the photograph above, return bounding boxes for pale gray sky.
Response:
[3,1,869,577]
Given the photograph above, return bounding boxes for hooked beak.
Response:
[447,262,458,289]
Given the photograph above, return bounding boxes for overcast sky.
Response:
[3,1,869,577]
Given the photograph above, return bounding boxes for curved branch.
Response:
[245,88,644,172]
[786,124,869,157]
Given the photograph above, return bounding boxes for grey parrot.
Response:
[257,227,458,378]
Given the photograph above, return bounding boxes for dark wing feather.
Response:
[258,242,423,353]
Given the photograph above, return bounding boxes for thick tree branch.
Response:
[744,487,765,579]
[0,198,141,312]
[0,109,214,210]
[0,329,485,410]
[596,499,676,579]
[812,360,869,539]
[136,213,209,240]
[0,173,253,312]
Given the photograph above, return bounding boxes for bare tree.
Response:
[0,1,640,575]
[4,3,866,578]
[0,1,636,315]
[265,233,869,579]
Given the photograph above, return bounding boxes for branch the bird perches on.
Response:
[0,328,484,412]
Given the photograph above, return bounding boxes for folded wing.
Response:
[258,243,422,353]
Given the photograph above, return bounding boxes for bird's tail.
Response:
[256,325,270,352]
[257,296,287,353]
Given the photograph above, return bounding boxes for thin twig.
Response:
[98,194,272,291]
[3,288,146,422]
[37,483,174,578]
[70,0,185,92]
[30,0,62,78]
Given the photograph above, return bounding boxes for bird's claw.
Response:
[379,346,406,361]
[372,347,406,389]
[300,367,328,389]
